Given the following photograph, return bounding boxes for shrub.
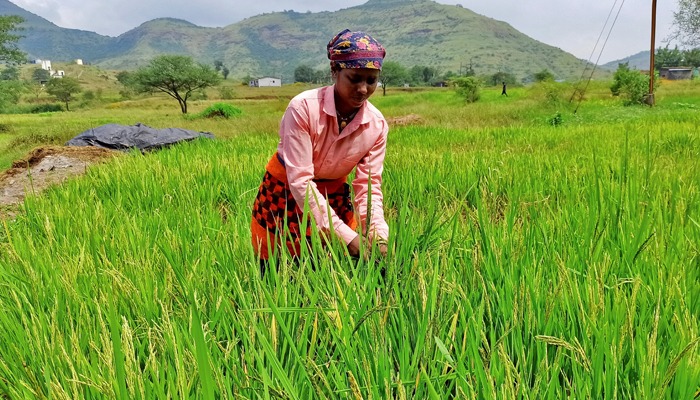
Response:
[610,63,659,106]
[83,91,95,101]
[219,87,236,100]
[535,70,555,82]
[188,103,243,119]
[547,111,563,127]
[450,77,481,103]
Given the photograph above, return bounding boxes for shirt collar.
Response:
[323,85,373,127]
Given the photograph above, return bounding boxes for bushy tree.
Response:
[46,77,82,111]
[451,76,481,103]
[0,16,26,64]
[378,61,407,96]
[116,71,134,86]
[129,55,221,114]
[294,65,315,83]
[534,69,555,82]
[408,65,440,86]
[655,45,684,68]
[682,48,700,70]
[213,60,224,72]
[222,66,230,80]
[610,63,657,106]
[32,68,50,83]
[490,71,517,87]
[1,66,19,81]
[670,0,700,48]
[0,80,25,108]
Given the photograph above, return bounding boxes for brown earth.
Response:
[386,114,422,127]
[0,146,119,216]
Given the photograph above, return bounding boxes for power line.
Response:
[575,0,627,114]
[570,0,620,103]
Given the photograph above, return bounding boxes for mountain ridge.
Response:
[2,0,588,82]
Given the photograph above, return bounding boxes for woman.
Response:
[251,29,390,262]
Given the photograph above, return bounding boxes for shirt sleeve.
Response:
[280,102,359,245]
[352,120,389,242]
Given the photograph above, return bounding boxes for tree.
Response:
[534,69,555,82]
[378,61,407,96]
[683,48,700,71]
[0,16,26,64]
[33,68,50,83]
[490,71,517,86]
[294,65,315,83]
[222,66,230,80]
[670,0,700,48]
[1,66,19,81]
[451,77,481,103]
[655,45,684,69]
[610,62,658,105]
[26,81,44,100]
[130,55,221,114]
[46,77,82,111]
[0,80,25,108]
[116,71,134,86]
[214,60,224,72]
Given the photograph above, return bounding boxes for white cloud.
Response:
[8,0,676,63]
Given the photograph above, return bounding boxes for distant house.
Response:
[51,70,65,78]
[659,67,693,80]
[433,81,447,87]
[249,77,281,87]
[41,60,52,72]
[75,59,83,65]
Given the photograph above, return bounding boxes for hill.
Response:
[2,0,588,82]
[602,51,651,71]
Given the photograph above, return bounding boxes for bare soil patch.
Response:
[0,146,119,212]
[386,114,422,127]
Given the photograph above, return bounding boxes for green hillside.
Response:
[2,0,588,82]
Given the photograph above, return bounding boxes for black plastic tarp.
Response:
[66,123,216,151]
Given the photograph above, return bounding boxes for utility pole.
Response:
[647,0,657,106]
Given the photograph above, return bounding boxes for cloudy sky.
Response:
[11,0,676,63]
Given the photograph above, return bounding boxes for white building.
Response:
[75,59,83,65]
[249,77,281,87]
[41,60,52,72]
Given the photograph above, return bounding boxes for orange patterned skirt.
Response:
[251,152,358,260]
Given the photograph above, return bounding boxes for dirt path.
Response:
[0,146,119,217]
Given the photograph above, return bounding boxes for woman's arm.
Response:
[281,102,359,246]
[352,122,389,245]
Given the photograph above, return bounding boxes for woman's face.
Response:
[333,68,380,111]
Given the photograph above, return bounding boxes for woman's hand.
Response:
[347,235,361,257]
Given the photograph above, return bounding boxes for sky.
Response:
[10,0,676,64]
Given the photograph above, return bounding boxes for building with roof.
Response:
[659,67,693,80]
[249,77,281,87]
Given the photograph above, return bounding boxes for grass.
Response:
[0,79,699,399]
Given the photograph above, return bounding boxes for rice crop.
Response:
[0,87,699,399]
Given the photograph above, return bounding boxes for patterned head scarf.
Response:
[327,29,386,70]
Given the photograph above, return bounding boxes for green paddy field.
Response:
[0,81,698,399]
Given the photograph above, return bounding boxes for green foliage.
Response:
[82,90,95,101]
[213,60,224,72]
[0,80,26,108]
[32,68,50,83]
[655,45,684,69]
[130,55,221,114]
[670,0,700,48]
[409,65,441,86]
[547,111,563,126]
[187,102,242,119]
[379,61,408,96]
[0,66,19,81]
[0,15,26,64]
[218,86,236,100]
[490,71,517,86]
[611,62,656,106]
[451,76,480,103]
[0,103,63,114]
[682,48,700,69]
[294,64,315,83]
[45,77,82,111]
[535,69,555,82]
[241,74,253,85]
[116,71,134,86]
[221,66,230,80]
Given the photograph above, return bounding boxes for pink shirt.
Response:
[278,85,389,245]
